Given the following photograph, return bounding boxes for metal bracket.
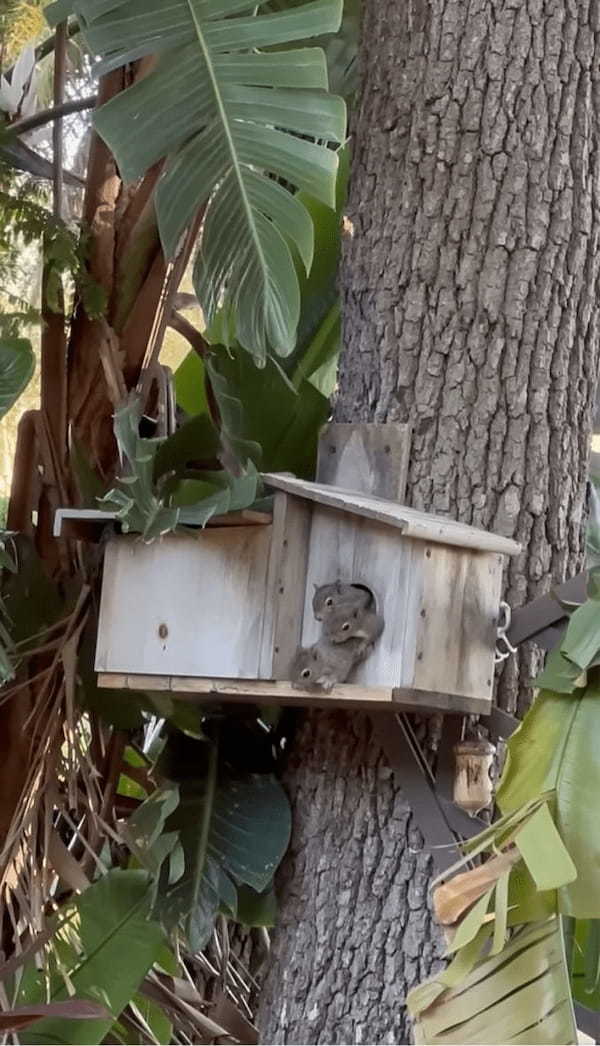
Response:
[494,600,518,663]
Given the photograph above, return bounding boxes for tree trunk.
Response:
[258,1,600,1042]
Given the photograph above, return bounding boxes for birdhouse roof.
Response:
[262,473,521,556]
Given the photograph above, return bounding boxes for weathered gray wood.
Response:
[262,473,521,555]
[98,672,396,708]
[316,423,412,501]
[300,506,424,688]
[97,673,486,714]
[261,492,311,678]
[412,547,503,704]
[95,529,271,678]
[54,507,116,537]
[54,506,271,538]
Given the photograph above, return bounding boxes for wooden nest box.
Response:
[91,426,519,715]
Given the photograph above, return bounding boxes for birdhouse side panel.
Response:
[95,529,272,679]
[262,492,312,679]
[411,545,503,702]
[300,506,424,687]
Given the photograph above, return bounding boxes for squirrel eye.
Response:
[342,622,350,631]
[325,597,333,606]
[301,668,311,678]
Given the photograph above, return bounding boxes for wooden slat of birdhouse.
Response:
[262,473,521,556]
[411,545,503,705]
[316,423,412,501]
[95,529,272,678]
[97,672,397,709]
[261,491,311,678]
[300,506,424,688]
[99,672,486,715]
[53,506,272,540]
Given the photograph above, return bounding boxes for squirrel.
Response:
[312,581,372,621]
[322,603,385,647]
[290,636,368,691]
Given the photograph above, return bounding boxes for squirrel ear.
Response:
[313,583,319,591]
[335,580,342,592]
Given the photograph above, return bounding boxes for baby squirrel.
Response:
[291,581,384,690]
[323,604,385,647]
[312,581,372,621]
[290,637,369,692]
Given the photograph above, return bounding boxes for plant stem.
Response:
[188,733,219,944]
[52,23,67,220]
[9,96,97,138]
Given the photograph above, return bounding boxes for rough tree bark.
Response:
[258,1,600,1042]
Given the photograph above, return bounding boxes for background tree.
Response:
[258,1,600,1042]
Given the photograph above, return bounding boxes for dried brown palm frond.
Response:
[0,584,109,957]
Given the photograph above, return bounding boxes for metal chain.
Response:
[494,600,518,664]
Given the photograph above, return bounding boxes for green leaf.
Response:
[491,871,510,956]
[206,346,330,478]
[514,802,577,893]
[46,0,76,25]
[497,686,600,918]
[173,350,209,417]
[158,738,291,952]
[569,919,600,1009]
[410,918,577,1046]
[445,888,494,955]
[126,787,180,852]
[101,396,258,537]
[286,144,349,378]
[534,645,584,694]
[588,567,600,601]
[407,927,491,1017]
[77,0,345,361]
[561,599,600,670]
[131,993,172,1046]
[18,871,166,1046]
[0,336,34,420]
[154,413,221,479]
[292,303,340,396]
[235,884,277,928]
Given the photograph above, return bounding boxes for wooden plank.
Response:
[301,506,423,688]
[316,423,412,500]
[262,473,521,556]
[54,506,271,538]
[97,672,485,715]
[207,509,272,526]
[412,547,503,704]
[54,507,116,537]
[95,529,271,678]
[98,672,396,709]
[392,687,491,716]
[262,492,311,678]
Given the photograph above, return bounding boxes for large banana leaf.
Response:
[496,685,600,918]
[53,0,346,362]
[17,870,167,1046]
[0,335,34,419]
[153,735,291,951]
[174,345,330,478]
[568,918,600,1010]
[409,918,577,1046]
